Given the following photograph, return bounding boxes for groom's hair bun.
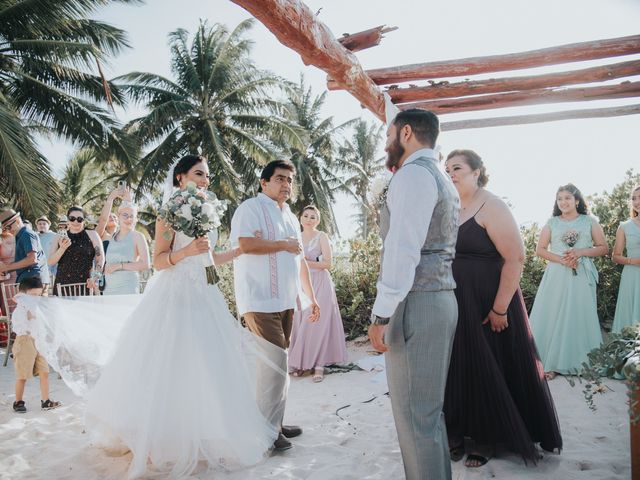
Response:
[173,155,207,187]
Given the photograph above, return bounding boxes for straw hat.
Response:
[36,215,51,225]
[0,209,20,226]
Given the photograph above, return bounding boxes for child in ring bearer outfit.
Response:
[11,277,61,413]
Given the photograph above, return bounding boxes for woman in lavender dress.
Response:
[289,206,348,382]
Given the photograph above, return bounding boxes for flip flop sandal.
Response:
[465,453,489,468]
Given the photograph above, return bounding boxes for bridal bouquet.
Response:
[561,229,580,276]
[158,182,227,284]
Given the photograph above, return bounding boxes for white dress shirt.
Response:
[230,193,303,315]
[372,148,441,318]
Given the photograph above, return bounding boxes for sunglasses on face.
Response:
[120,213,135,220]
[68,216,84,223]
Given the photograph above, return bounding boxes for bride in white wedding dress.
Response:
[19,155,287,479]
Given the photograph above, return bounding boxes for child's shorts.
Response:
[13,335,49,380]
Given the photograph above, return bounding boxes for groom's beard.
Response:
[385,135,405,172]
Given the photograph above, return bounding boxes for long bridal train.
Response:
[20,232,288,479]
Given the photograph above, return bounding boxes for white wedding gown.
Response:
[20,231,287,479]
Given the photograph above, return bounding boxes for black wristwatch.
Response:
[371,314,390,325]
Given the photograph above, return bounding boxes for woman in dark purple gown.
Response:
[443,150,562,468]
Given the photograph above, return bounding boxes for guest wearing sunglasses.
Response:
[101,196,150,295]
[48,206,104,296]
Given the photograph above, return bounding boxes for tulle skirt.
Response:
[22,263,287,479]
[444,256,563,461]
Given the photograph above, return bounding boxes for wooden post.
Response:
[632,381,639,480]
[231,0,385,120]
[327,34,640,88]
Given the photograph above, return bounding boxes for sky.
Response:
[39,0,640,239]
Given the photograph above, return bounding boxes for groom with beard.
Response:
[231,159,320,452]
[368,109,460,479]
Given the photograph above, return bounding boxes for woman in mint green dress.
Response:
[611,185,640,332]
[529,184,608,379]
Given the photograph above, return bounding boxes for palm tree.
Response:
[116,19,301,202]
[339,119,385,237]
[60,147,124,211]
[282,77,355,234]
[0,0,137,218]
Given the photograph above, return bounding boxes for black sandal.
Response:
[465,453,489,468]
[41,399,61,410]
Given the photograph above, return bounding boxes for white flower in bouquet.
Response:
[179,204,193,220]
[158,181,228,284]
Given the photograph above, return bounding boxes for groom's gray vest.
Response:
[379,156,459,293]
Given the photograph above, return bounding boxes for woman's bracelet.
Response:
[167,252,175,266]
[491,307,508,316]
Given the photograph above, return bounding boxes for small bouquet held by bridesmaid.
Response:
[158,181,227,284]
[561,229,580,276]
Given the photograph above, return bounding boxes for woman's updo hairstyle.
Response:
[172,154,207,187]
[446,149,489,187]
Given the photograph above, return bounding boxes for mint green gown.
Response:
[530,215,603,373]
[612,219,640,333]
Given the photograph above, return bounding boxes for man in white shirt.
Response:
[36,216,58,280]
[231,159,319,451]
[368,109,460,480]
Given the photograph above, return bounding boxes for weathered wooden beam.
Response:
[231,0,385,119]
[338,25,398,53]
[440,104,640,131]
[328,34,640,89]
[388,60,640,104]
[400,81,640,115]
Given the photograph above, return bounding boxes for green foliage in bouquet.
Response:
[158,182,227,240]
[332,234,381,339]
[570,325,640,424]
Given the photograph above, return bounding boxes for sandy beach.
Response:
[0,340,631,480]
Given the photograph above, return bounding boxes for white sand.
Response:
[0,340,631,480]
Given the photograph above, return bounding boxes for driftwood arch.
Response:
[232,0,639,131]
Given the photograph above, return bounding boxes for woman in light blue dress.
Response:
[103,201,150,294]
[611,185,640,332]
[529,184,608,379]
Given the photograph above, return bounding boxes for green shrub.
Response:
[332,234,381,339]
[520,223,546,312]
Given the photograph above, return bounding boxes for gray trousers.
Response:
[385,290,458,480]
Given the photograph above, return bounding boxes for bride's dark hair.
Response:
[172,155,207,187]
